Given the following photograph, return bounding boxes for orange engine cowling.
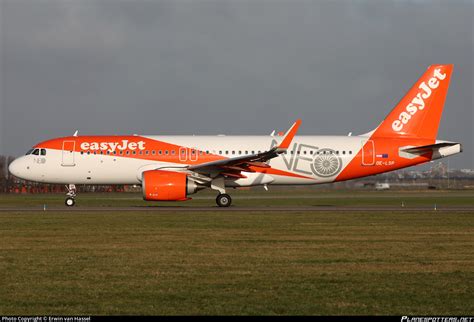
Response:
[142,170,198,201]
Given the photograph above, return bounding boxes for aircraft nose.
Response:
[9,158,24,178]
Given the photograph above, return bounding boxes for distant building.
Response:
[430,162,448,178]
[375,182,390,190]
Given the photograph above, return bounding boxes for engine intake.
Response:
[142,170,198,201]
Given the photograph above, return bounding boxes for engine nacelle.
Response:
[142,170,198,201]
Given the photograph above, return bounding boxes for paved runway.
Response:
[1,205,473,212]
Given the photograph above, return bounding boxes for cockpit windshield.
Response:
[25,148,46,156]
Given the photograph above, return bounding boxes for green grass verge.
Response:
[0,207,473,315]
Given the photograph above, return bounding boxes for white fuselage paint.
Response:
[11,135,367,186]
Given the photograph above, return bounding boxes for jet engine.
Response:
[142,170,200,201]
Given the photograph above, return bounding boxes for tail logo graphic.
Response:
[391,68,446,132]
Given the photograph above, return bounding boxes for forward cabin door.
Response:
[62,140,76,166]
[361,140,375,166]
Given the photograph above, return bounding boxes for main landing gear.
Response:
[65,184,77,207]
[211,177,232,207]
[216,193,232,207]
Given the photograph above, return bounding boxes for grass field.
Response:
[0,189,473,315]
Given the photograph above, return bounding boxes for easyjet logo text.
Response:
[392,68,446,133]
[80,140,146,152]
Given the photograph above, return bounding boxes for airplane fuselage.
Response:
[10,134,460,186]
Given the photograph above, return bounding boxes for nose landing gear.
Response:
[65,184,77,207]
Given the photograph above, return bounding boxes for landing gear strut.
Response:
[65,184,77,207]
[211,177,232,207]
[216,194,232,207]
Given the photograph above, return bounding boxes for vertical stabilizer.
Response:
[371,64,453,140]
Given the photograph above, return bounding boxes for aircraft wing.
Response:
[187,119,301,178]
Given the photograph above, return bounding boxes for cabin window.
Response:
[245,150,248,154]
[232,151,235,155]
[87,152,90,155]
[165,150,169,155]
[119,151,123,155]
[225,151,229,155]
[145,151,149,155]
[171,150,175,155]
[126,151,130,155]
[80,151,84,155]
[349,151,352,155]
[251,151,255,154]
[158,150,162,155]
[219,151,222,155]
[206,151,209,154]
[152,150,156,155]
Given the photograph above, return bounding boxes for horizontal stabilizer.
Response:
[399,141,462,160]
[401,142,461,154]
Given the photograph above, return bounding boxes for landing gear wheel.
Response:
[216,194,232,207]
[65,197,76,207]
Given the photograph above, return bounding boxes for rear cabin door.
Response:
[62,140,76,166]
[361,140,375,166]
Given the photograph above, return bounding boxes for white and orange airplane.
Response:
[9,65,462,207]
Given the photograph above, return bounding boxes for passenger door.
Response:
[361,140,375,166]
[62,141,76,166]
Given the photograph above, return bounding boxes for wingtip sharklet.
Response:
[277,119,301,151]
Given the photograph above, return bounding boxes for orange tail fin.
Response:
[371,64,453,140]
